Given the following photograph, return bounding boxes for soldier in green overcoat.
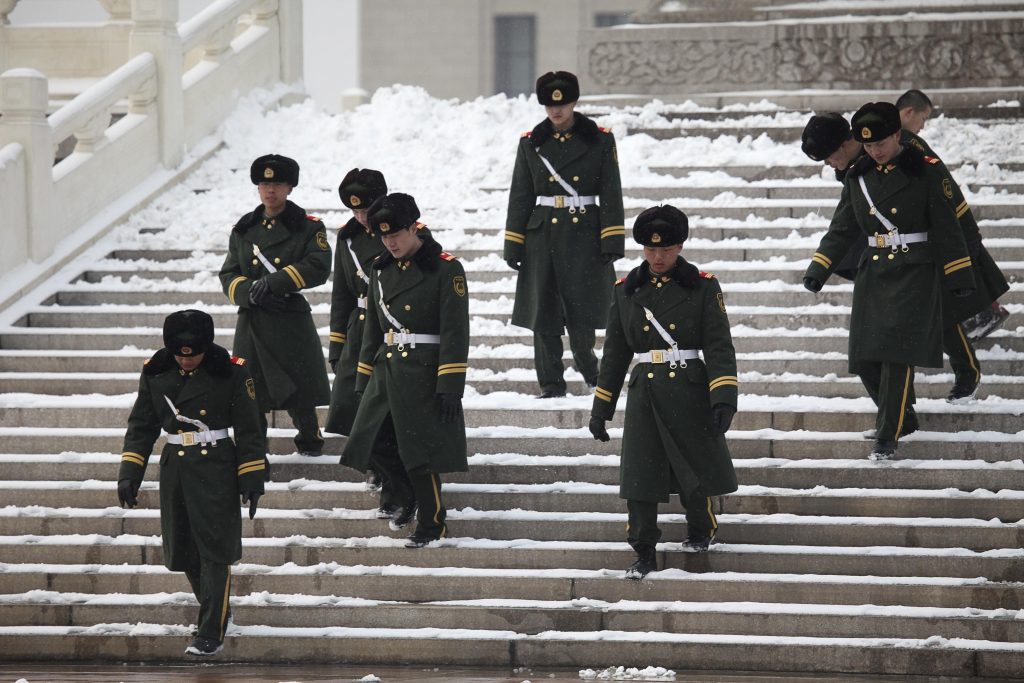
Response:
[803,102,976,460]
[116,310,265,657]
[219,154,332,459]
[589,206,739,580]
[341,193,470,548]
[504,70,625,398]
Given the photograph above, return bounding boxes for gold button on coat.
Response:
[178,450,185,456]
[872,254,879,261]
[888,253,895,260]
[643,325,650,331]
[252,258,258,265]
[404,304,411,311]
[199,409,206,416]
[201,449,208,455]
[891,208,898,214]
[669,371,676,378]
[669,323,676,330]
[274,257,281,264]
[401,351,408,357]
[647,372,654,379]
[572,217,579,224]
[552,218,558,224]
[359,314,365,320]
[386,352,393,358]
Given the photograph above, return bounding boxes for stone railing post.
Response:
[129,0,183,168]
[255,0,303,85]
[0,68,54,262]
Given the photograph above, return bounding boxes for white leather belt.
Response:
[867,232,928,249]
[357,296,367,309]
[166,429,229,446]
[384,332,440,346]
[635,349,700,364]
[536,195,597,210]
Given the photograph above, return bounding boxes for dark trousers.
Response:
[183,556,231,643]
[626,492,718,551]
[259,406,324,454]
[369,415,413,509]
[857,362,916,441]
[408,467,447,538]
[944,322,981,387]
[533,327,599,393]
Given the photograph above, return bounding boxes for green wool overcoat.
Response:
[341,233,470,474]
[118,344,266,568]
[504,113,625,334]
[591,258,739,503]
[219,200,332,412]
[804,146,975,370]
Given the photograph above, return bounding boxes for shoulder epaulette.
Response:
[415,222,428,231]
[599,126,611,133]
[521,131,532,138]
[143,358,151,366]
[439,252,458,261]
[231,356,246,366]
[924,156,941,165]
[615,277,626,285]
[307,214,322,221]
[699,271,716,280]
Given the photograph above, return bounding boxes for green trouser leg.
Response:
[533,332,567,394]
[566,324,598,385]
[682,490,718,538]
[369,414,413,509]
[184,559,232,643]
[408,467,446,538]
[858,362,916,441]
[626,499,661,550]
[287,404,324,453]
[944,322,981,387]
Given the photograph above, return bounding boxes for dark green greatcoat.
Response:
[504,113,625,334]
[591,258,739,503]
[804,146,975,370]
[219,200,331,412]
[341,233,469,474]
[118,345,266,569]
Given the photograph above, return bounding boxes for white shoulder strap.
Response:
[376,278,407,332]
[346,238,370,286]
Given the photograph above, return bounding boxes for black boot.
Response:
[682,531,713,552]
[947,375,980,404]
[870,438,898,460]
[625,545,657,580]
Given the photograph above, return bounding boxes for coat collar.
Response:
[233,200,308,233]
[623,257,700,297]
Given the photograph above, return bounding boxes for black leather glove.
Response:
[802,277,823,293]
[711,403,737,435]
[437,393,463,424]
[952,287,975,298]
[241,490,262,519]
[588,416,610,442]
[329,358,338,373]
[505,258,521,271]
[600,253,620,265]
[248,278,270,306]
[117,478,140,508]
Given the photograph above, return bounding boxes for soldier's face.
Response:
[353,208,370,228]
[381,225,422,260]
[863,133,902,165]
[545,102,577,131]
[643,244,682,274]
[175,352,205,372]
[900,106,931,135]
[258,181,292,214]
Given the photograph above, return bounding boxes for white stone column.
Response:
[0,68,54,262]
[129,0,183,168]
[277,0,304,86]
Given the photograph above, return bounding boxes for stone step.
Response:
[2,535,1020,580]
[1,428,1019,461]
[3,454,1019,492]
[5,593,1020,643]
[0,506,1018,550]
[0,627,1018,676]
[651,161,1024,182]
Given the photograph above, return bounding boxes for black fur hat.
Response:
[536,71,580,106]
[852,102,901,143]
[633,205,688,246]
[801,113,851,162]
[250,154,299,186]
[338,168,387,210]
[163,309,214,357]
[368,193,421,234]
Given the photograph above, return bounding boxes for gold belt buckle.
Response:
[554,196,565,209]
[182,432,195,447]
[874,233,886,249]
[385,331,395,345]
[651,350,665,364]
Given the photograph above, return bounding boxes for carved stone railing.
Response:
[581,11,1024,96]
[0,0,302,310]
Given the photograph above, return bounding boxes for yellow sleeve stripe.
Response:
[600,225,626,239]
[283,265,306,289]
[237,461,266,476]
[709,376,739,391]
[121,452,146,466]
[357,362,374,376]
[438,363,469,371]
[505,231,525,245]
[227,276,247,305]
[945,259,972,276]
[812,252,832,267]
[955,201,969,218]
[330,332,347,343]
[594,387,613,402]
[437,366,468,377]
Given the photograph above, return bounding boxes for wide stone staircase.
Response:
[0,99,1022,678]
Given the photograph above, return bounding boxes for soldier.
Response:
[803,102,976,460]
[504,70,625,398]
[341,193,470,548]
[896,89,1011,342]
[589,206,739,580]
[117,309,265,657]
[219,154,332,463]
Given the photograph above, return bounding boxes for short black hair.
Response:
[896,89,933,112]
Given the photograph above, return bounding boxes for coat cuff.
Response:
[591,385,618,421]
[503,230,525,261]
[118,452,147,481]
[328,336,345,362]
[237,459,266,493]
[804,254,833,283]
[355,363,373,392]
[599,226,626,256]
[227,276,251,307]
[436,363,468,396]
[708,376,739,408]
[943,257,976,290]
